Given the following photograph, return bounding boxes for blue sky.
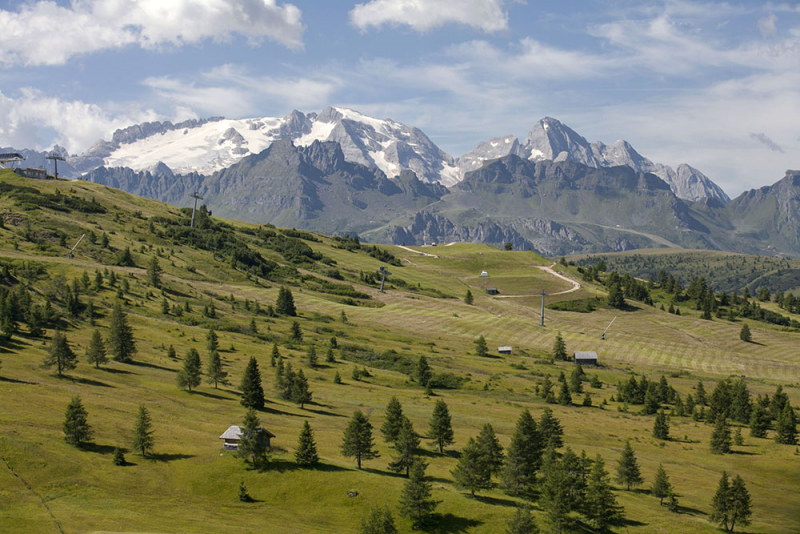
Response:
[0,0,798,196]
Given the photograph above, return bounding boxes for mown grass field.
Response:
[0,170,799,533]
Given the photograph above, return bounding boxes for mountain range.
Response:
[5,108,799,257]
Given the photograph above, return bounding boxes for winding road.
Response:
[494,263,581,298]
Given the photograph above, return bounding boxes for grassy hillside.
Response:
[1,170,799,533]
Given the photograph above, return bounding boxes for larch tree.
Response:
[108,302,136,362]
[428,399,454,454]
[775,402,798,445]
[474,335,488,357]
[85,329,108,369]
[341,410,379,469]
[399,460,438,529]
[615,440,643,491]
[584,454,623,531]
[502,409,542,496]
[476,423,504,477]
[131,404,155,457]
[381,397,405,445]
[295,420,319,467]
[238,408,268,469]
[388,416,420,477]
[176,348,202,393]
[63,395,92,447]
[552,332,567,361]
[206,349,228,389]
[451,437,492,496]
[240,356,265,410]
[276,286,296,316]
[42,330,77,377]
[651,464,673,505]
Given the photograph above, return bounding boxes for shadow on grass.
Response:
[363,467,405,479]
[149,452,194,463]
[269,459,349,473]
[260,405,309,418]
[129,360,176,373]
[674,504,707,517]
[190,389,232,401]
[70,376,114,388]
[473,494,520,508]
[426,513,482,533]
[0,337,30,353]
[0,375,36,385]
[82,442,118,455]
[303,406,345,418]
[618,517,648,527]
[730,449,759,456]
[100,367,136,375]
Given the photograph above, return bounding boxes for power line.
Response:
[45,154,65,180]
[190,191,203,228]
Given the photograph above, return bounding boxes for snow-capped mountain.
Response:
[70,107,461,186]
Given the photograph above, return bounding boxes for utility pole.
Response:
[46,153,65,180]
[190,191,203,228]
[378,265,392,293]
[540,289,547,326]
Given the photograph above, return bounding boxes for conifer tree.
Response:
[176,348,202,392]
[653,411,670,440]
[238,481,251,502]
[607,282,625,308]
[270,343,279,366]
[739,323,752,342]
[206,349,228,389]
[146,255,162,287]
[502,409,542,496]
[727,475,752,533]
[582,392,593,407]
[451,437,492,496]
[167,345,177,359]
[131,404,155,456]
[569,367,583,393]
[651,464,673,505]
[711,471,731,531]
[615,440,643,490]
[558,380,572,405]
[112,447,126,466]
[389,417,420,477]
[306,345,318,368]
[506,505,540,534]
[240,356,265,410]
[711,416,732,454]
[63,395,92,447]
[42,330,77,377]
[697,380,707,405]
[206,328,218,353]
[775,402,798,445]
[161,297,170,315]
[584,454,623,531]
[539,445,570,532]
[276,286,296,316]
[290,369,312,408]
[552,332,567,360]
[85,329,108,369]
[477,423,504,476]
[428,399,454,453]
[474,335,488,357]
[464,289,473,305]
[341,410,379,469]
[333,371,342,384]
[295,420,319,467]
[381,397,405,445]
[108,302,136,362]
[360,506,398,534]
[238,408,268,469]
[399,460,437,529]
[539,407,564,448]
[541,376,556,403]
[415,355,432,387]
[290,320,303,342]
[326,346,335,363]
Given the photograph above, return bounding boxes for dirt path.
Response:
[494,263,581,298]
[395,245,439,258]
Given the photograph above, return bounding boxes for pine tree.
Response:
[206,328,219,353]
[360,506,398,534]
[539,407,564,448]
[276,286,296,316]
[389,417,420,477]
[290,369,312,408]
[428,399,455,453]
[206,349,228,389]
[415,355,432,387]
[558,380,572,405]
[108,302,136,362]
[451,437,492,496]
[85,329,108,369]
[607,282,625,308]
[381,397,405,445]
[131,404,154,456]
[464,289,473,305]
[615,440,643,490]
[176,348,202,392]
[399,460,438,529]
[306,345,318,368]
[711,471,731,531]
[477,423,504,476]
[290,320,303,342]
[116,246,135,267]
[569,367,583,393]
[295,420,319,467]
[502,409,542,496]
[749,403,769,438]
[697,380,707,405]
[653,411,670,440]
[326,346,335,363]
[63,395,92,447]
[333,371,342,384]
[238,408,268,469]
[42,330,77,377]
[739,323,751,342]
[585,454,623,531]
[711,416,732,454]
[541,376,555,403]
[651,464,673,505]
[733,428,744,446]
[146,255,162,287]
[552,332,567,360]
[167,345,177,359]
[582,392,593,407]
[270,343,279,366]
[238,481,251,502]
[474,335,488,357]
[775,402,798,445]
[341,410,379,469]
[539,446,570,532]
[506,505,540,534]
[112,447,126,466]
[727,475,752,533]
[161,297,170,315]
[240,356,265,410]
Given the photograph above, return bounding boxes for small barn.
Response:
[573,351,598,366]
[219,425,275,451]
[498,346,512,355]
[487,287,499,295]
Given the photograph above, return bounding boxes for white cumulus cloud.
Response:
[349,0,512,33]
[0,0,304,67]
